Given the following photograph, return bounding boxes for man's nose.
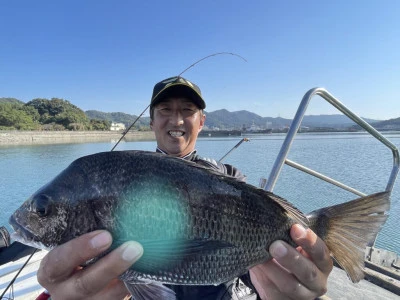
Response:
[169,110,184,125]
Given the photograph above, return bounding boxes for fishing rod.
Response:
[111,104,150,151]
[219,137,250,162]
[177,52,247,77]
[1,53,248,299]
[111,52,247,151]
[0,248,38,300]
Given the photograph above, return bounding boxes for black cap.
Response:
[150,76,206,109]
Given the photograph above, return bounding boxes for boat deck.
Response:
[0,249,47,300]
[325,267,399,299]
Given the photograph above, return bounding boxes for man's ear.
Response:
[198,114,206,132]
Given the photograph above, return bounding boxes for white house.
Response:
[110,122,126,131]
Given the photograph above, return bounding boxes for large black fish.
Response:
[9,151,390,299]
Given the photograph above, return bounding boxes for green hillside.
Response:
[0,97,398,131]
[0,98,109,130]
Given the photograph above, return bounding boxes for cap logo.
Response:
[185,80,194,88]
[151,76,204,109]
[160,77,195,90]
[164,82,173,89]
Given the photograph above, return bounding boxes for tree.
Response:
[0,98,25,105]
[26,98,89,129]
[22,105,40,122]
[89,119,111,131]
[0,103,39,130]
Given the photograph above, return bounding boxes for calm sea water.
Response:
[1,132,399,253]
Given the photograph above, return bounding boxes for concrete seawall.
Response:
[0,130,156,146]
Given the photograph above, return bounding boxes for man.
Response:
[37,76,333,300]
[149,76,245,181]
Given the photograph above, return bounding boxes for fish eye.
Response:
[31,194,53,217]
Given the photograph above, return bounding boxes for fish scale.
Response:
[9,150,391,299]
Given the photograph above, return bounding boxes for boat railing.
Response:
[263,87,399,197]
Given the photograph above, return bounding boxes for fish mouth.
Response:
[9,215,54,251]
[168,130,185,138]
[10,231,51,251]
[9,215,38,244]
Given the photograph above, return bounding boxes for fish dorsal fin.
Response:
[265,191,309,227]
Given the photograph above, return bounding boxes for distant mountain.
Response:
[204,109,290,130]
[0,96,394,130]
[85,110,151,128]
[301,115,379,128]
[203,110,381,130]
[84,108,388,131]
[365,117,400,131]
[204,109,266,129]
[0,97,25,105]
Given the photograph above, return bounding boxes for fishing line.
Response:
[219,138,250,162]
[0,248,38,300]
[110,104,150,151]
[111,52,247,151]
[177,52,247,77]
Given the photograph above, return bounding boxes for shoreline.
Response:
[2,130,399,146]
[0,130,156,146]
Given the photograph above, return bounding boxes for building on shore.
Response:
[110,122,126,131]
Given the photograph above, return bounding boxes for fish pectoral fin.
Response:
[124,280,176,300]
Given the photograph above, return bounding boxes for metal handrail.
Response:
[264,87,399,196]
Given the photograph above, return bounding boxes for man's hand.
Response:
[250,224,333,300]
[37,230,143,300]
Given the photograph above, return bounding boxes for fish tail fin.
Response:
[307,191,390,283]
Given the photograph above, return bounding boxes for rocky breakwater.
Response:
[0,130,155,145]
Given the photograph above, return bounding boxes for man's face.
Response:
[150,97,205,157]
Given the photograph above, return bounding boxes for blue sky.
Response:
[1,1,399,120]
